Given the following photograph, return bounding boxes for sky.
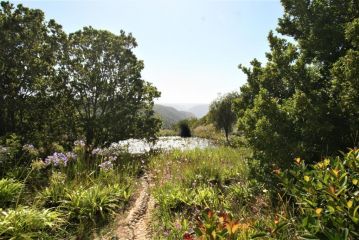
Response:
[12,0,284,104]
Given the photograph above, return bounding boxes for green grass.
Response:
[149,146,297,239]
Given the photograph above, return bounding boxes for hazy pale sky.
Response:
[12,0,283,104]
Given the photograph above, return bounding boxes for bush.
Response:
[0,206,64,239]
[179,121,191,138]
[0,178,23,208]
[280,149,359,239]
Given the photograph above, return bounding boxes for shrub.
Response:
[280,149,359,239]
[184,209,242,240]
[0,178,23,208]
[179,121,191,138]
[0,206,64,239]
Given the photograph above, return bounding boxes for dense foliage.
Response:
[280,149,359,239]
[0,1,160,148]
[236,0,359,167]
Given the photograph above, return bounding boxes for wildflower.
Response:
[304,176,311,182]
[352,179,358,185]
[108,155,117,162]
[45,152,69,166]
[294,157,301,164]
[262,188,268,193]
[74,140,85,148]
[99,160,113,171]
[22,144,35,151]
[92,148,102,155]
[22,144,39,156]
[65,151,77,160]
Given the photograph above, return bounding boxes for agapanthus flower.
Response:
[74,140,85,148]
[98,160,113,171]
[92,148,103,155]
[45,152,69,166]
[65,151,77,160]
[22,144,35,152]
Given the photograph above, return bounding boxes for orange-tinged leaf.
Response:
[231,221,240,233]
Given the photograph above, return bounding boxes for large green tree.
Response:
[0,1,72,145]
[65,27,161,146]
[236,0,359,168]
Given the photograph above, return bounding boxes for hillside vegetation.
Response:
[154,104,195,129]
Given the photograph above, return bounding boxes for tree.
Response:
[65,27,161,146]
[0,1,70,145]
[209,93,238,142]
[236,0,359,168]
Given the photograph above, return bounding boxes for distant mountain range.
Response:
[161,103,209,118]
[154,104,195,129]
[154,103,210,129]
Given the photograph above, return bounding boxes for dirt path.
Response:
[114,174,155,240]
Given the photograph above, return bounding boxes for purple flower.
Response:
[108,156,117,162]
[45,152,69,166]
[99,160,113,171]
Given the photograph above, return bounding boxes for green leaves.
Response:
[280,149,359,239]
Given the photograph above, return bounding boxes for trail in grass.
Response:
[115,174,154,240]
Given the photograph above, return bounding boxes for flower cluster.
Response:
[65,151,77,160]
[45,152,69,166]
[74,140,85,148]
[98,160,113,171]
[92,147,103,156]
[22,144,35,152]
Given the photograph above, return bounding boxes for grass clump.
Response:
[62,183,131,225]
[0,178,23,208]
[0,206,64,239]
